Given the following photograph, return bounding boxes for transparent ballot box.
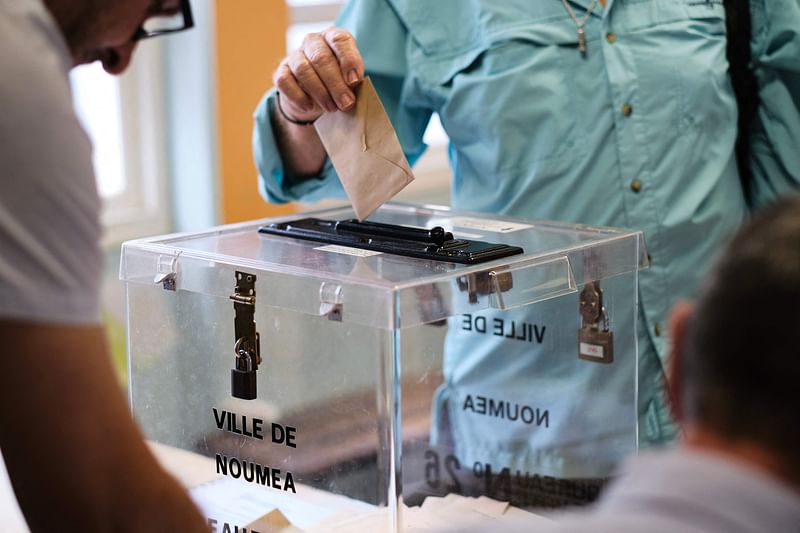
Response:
[120,203,647,531]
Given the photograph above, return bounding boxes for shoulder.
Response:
[0,0,96,217]
[0,0,93,173]
[0,0,102,324]
[0,0,77,125]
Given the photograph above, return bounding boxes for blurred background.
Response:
[75,0,453,382]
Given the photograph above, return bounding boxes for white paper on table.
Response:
[190,477,374,530]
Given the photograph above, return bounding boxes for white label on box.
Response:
[579,342,604,358]
[450,216,532,233]
[452,230,485,239]
[315,244,382,257]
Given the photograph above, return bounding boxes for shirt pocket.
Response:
[391,0,577,82]
[628,2,733,141]
[390,0,592,172]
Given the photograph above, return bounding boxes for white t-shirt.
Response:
[0,0,102,324]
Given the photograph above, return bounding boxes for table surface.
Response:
[0,443,549,532]
[0,442,373,532]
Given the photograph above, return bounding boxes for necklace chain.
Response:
[560,0,600,55]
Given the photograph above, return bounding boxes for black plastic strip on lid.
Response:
[258,218,524,265]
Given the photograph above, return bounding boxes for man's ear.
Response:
[667,301,693,424]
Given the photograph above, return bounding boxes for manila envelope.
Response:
[245,508,298,532]
[314,77,414,221]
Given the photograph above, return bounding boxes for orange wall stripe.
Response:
[215,0,295,223]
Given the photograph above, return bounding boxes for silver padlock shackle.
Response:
[233,337,255,371]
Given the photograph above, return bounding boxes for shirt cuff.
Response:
[252,89,347,204]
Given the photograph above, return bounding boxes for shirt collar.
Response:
[603,447,800,531]
[564,0,613,20]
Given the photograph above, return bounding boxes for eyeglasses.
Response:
[133,0,194,41]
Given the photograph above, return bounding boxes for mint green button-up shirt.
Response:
[254,0,800,450]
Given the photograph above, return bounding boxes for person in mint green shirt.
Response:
[253,0,799,503]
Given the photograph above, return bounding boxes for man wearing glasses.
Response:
[0,0,206,531]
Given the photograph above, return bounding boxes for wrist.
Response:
[275,92,319,126]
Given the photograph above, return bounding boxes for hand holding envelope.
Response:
[314,77,414,221]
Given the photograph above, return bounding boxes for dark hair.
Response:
[682,195,800,475]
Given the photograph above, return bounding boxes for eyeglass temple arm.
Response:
[182,0,195,30]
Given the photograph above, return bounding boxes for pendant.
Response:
[577,27,587,55]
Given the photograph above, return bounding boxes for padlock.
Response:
[578,326,614,364]
[232,348,257,400]
[578,281,614,364]
[229,271,261,400]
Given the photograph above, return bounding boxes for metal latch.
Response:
[230,271,261,399]
[578,281,614,364]
[319,282,343,321]
[153,253,181,291]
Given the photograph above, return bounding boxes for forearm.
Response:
[272,96,328,177]
[0,321,207,532]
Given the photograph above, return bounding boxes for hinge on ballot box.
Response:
[229,271,261,400]
[457,270,513,304]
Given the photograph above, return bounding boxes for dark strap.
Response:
[724,0,759,203]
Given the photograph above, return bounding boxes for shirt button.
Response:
[606,32,617,44]
[630,179,642,193]
[622,103,633,116]
[654,324,662,337]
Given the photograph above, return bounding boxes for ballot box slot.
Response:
[258,218,524,265]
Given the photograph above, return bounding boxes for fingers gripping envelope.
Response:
[314,77,414,221]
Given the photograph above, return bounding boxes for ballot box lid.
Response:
[120,203,647,329]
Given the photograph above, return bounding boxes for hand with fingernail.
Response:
[273,27,364,124]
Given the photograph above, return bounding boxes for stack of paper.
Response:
[152,442,552,532]
[190,477,373,531]
[304,493,552,532]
